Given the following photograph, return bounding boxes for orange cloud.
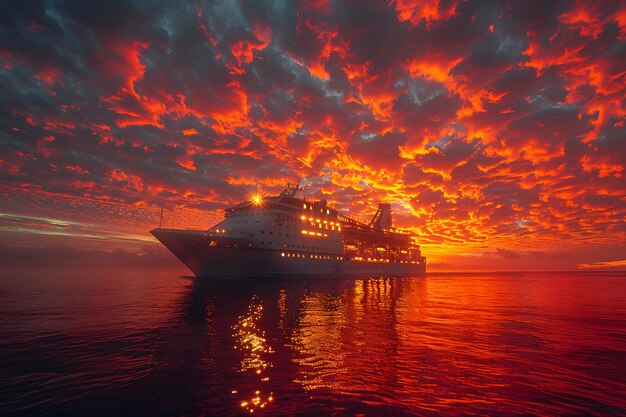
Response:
[390,0,460,27]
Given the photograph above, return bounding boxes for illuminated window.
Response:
[281,253,285,257]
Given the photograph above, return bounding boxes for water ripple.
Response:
[1,267,625,416]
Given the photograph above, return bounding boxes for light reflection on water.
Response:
[231,296,274,413]
[0,267,625,416]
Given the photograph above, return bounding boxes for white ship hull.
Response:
[152,229,426,279]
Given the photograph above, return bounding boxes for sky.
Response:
[1,0,625,271]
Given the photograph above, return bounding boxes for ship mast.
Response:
[280,179,303,199]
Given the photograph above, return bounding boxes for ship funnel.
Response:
[370,203,392,229]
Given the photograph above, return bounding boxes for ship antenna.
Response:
[292,178,304,197]
[280,179,303,199]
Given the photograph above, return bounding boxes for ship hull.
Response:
[152,228,426,279]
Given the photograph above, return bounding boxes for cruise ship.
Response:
[151,181,426,279]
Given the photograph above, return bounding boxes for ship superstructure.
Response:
[151,181,426,278]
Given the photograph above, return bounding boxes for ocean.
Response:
[1,267,625,416]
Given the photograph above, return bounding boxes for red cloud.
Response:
[390,0,461,27]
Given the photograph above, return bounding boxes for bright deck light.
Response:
[252,194,263,205]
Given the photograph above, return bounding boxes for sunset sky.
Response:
[1,0,625,271]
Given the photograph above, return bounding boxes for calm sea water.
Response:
[1,267,625,417]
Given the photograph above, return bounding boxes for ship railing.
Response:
[338,214,371,229]
[339,214,415,236]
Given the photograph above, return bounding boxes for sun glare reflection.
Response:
[231,296,274,413]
